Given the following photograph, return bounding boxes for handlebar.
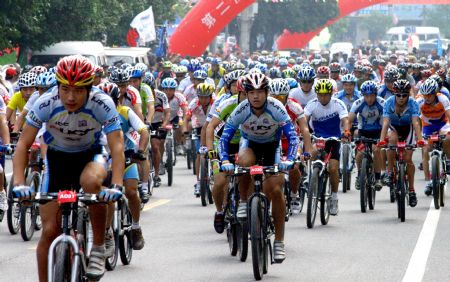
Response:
[354,137,379,145]
[232,165,279,176]
[35,192,99,205]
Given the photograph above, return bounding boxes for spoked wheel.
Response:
[341,144,351,193]
[20,203,36,241]
[191,139,197,175]
[431,155,440,210]
[186,147,192,170]
[7,175,20,235]
[119,204,133,265]
[200,157,210,206]
[53,243,72,282]
[166,139,173,187]
[250,196,265,281]
[440,182,445,207]
[298,184,306,213]
[306,167,320,228]
[368,172,376,210]
[106,203,120,271]
[360,158,368,213]
[397,164,406,222]
[227,222,238,256]
[283,181,291,222]
[237,221,248,262]
[320,175,330,225]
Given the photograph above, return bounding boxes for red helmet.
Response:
[437,67,446,77]
[56,55,95,87]
[421,69,432,78]
[317,66,330,76]
[329,62,341,73]
[236,76,246,92]
[94,66,104,77]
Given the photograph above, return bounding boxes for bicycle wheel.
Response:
[341,144,350,193]
[320,175,330,225]
[250,196,264,281]
[106,203,120,271]
[227,222,238,256]
[283,180,291,222]
[431,155,440,210]
[20,171,40,241]
[237,221,248,262]
[166,139,173,187]
[368,171,376,211]
[200,157,209,206]
[53,243,72,282]
[191,139,197,175]
[7,175,20,235]
[298,186,306,213]
[119,203,133,265]
[360,158,368,213]
[306,167,320,228]
[397,164,406,222]
[186,147,192,170]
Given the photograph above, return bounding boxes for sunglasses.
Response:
[396,93,409,98]
[300,80,314,84]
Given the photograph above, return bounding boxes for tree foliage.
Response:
[359,11,393,42]
[0,0,177,51]
[328,17,351,43]
[250,0,339,50]
[423,5,450,38]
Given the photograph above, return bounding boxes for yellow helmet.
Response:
[196,83,215,97]
[315,79,333,94]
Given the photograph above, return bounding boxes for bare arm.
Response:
[138,129,149,152]
[107,130,125,186]
[297,117,312,154]
[13,124,39,185]
[348,112,356,125]
[0,115,10,144]
[146,102,155,123]
[6,107,13,123]
[206,117,221,151]
[133,103,144,121]
[412,116,422,141]
[200,121,208,146]
[183,114,191,133]
[162,109,170,128]
[380,117,390,141]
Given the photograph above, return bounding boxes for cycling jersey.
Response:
[7,91,26,112]
[122,85,142,108]
[178,76,192,93]
[152,89,170,123]
[26,87,121,153]
[206,91,233,123]
[0,93,6,115]
[186,97,213,128]
[350,96,385,131]
[335,90,361,112]
[282,98,304,153]
[304,98,348,138]
[382,95,420,127]
[183,84,198,104]
[219,97,299,162]
[138,83,155,117]
[378,85,394,100]
[24,91,40,112]
[208,67,226,86]
[168,92,187,120]
[440,87,450,100]
[212,94,241,144]
[416,93,450,135]
[289,87,317,108]
[117,105,147,151]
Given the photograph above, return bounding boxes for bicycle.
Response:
[185,129,199,175]
[162,124,176,186]
[306,136,340,229]
[237,165,278,281]
[355,137,378,213]
[340,140,354,193]
[426,134,447,209]
[199,151,214,206]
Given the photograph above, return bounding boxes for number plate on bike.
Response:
[397,141,406,148]
[57,190,77,204]
[316,139,326,149]
[164,125,173,130]
[430,135,439,142]
[250,165,264,175]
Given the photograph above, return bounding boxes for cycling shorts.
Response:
[150,116,180,140]
[241,139,280,166]
[423,123,450,136]
[319,140,340,161]
[389,124,415,144]
[358,130,381,140]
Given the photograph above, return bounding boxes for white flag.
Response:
[130,6,156,43]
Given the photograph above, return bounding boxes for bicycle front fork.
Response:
[48,234,80,282]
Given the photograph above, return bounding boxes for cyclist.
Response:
[349,81,385,191]
[289,66,317,108]
[415,78,450,195]
[219,73,299,263]
[183,69,209,105]
[183,83,215,195]
[329,62,343,91]
[378,80,424,207]
[304,79,350,215]
[0,91,10,218]
[269,78,312,214]
[156,61,175,88]
[178,59,201,93]
[208,58,226,86]
[6,72,37,127]
[109,68,144,121]
[378,67,399,100]
[336,74,361,135]
[99,82,148,254]
[128,67,155,122]
[12,55,124,281]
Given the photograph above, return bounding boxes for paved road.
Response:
[1,155,450,281]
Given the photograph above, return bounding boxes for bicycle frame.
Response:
[428,134,447,182]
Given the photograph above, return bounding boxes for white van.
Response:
[382,26,441,50]
[104,47,151,66]
[30,41,107,66]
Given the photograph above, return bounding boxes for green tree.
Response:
[359,11,393,42]
[250,0,339,50]
[328,17,351,43]
[423,5,450,38]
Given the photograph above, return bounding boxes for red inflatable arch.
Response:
[169,0,450,56]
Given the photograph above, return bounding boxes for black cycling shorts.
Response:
[358,130,381,140]
[243,140,280,166]
[324,140,341,161]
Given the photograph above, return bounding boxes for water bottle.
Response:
[211,159,220,175]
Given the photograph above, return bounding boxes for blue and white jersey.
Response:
[350,96,385,131]
[440,87,450,100]
[219,97,299,161]
[206,91,233,122]
[117,105,147,151]
[335,90,361,112]
[26,87,121,153]
[304,98,348,138]
[383,95,420,127]
[378,85,394,100]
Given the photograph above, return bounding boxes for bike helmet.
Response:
[437,68,446,77]
[30,66,47,75]
[384,67,399,82]
[23,65,33,73]
[18,72,37,88]
[36,72,57,88]
[419,78,439,95]
[393,79,411,94]
[329,62,341,73]
[161,77,178,89]
[174,66,188,74]
[48,66,56,74]
[134,63,148,73]
[236,76,247,92]
[255,63,268,74]
[108,69,130,84]
[278,58,288,67]
[286,78,298,89]
[120,63,132,70]
[94,66,104,77]
[196,83,215,97]
[98,81,121,101]
[297,66,316,81]
[295,57,303,64]
[282,68,297,79]
[143,71,155,88]
[162,61,173,69]
[340,67,349,75]
[224,69,247,85]
[429,74,443,88]
[107,66,118,74]
[188,59,201,72]
[179,59,189,67]
[243,73,269,92]
[268,67,282,79]
[193,70,207,80]
[341,74,357,84]
[362,66,372,74]
[56,55,95,87]
[360,80,378,95]
[317,66,330,77]
[292,64,302,73]
[421,69,432,79]
[398,62,409,70]
[315,79,333,94]
[288,58,296,65]
[248,68,262,75]
[269,78,290,96]
[129,68,143,79]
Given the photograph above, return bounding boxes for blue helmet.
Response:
[36,72,57,88]
[143,71,155,88]
[341,74,357,84]
[180,59,190,67]
[247,60,257,70]
[161,77,178,89]
[360,80,378,95]
[48,67,56,74]
[188,59,201,72]
[130,68,142,79]
[279,58,288,67]
[193,70,207,80]
[268,67,281,79]
[286,78,298,89]
[297,66,316,81]
[255,63,267,74]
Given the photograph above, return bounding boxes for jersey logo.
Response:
[79,120,87,127]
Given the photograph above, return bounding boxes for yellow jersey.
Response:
[7,91,26,112]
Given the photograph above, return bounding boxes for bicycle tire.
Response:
[360,158,368,213]
[320,174,330,225]
[54,243,72,282]
[200,157,208,206]
[227,222,238,256]
[7,174,20,235]
[166,139,173,187]
[106,202,120,271]
[431,155,440,210]
[342,145,350,193]
[368,171,376,210]
[298,184,306,213]
[186,148,192,170]
[397,164,406,222]
[306,167,320,228]
[20,171,40,241]
[76,207,88,274]
[191,139,197,175]
[250,196,264,281]
[237,221,248,262]
[119,203,133,265]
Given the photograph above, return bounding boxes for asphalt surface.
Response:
[1,154,450,282]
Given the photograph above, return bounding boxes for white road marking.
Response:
[143,199,171,212]
[402,201,442,282]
